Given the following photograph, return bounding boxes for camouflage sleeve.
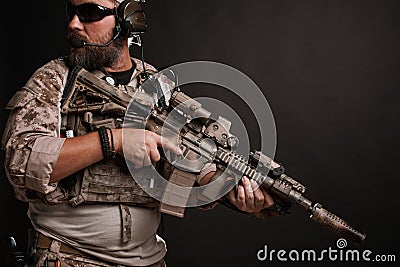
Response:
[2,60,68,198]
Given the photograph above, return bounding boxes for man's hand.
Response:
[226,177,274,213]
[198,170,275,214]
[114,128,182,168]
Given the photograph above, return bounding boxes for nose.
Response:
[68,14,84,30]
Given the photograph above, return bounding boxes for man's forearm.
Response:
[49,131,114,183]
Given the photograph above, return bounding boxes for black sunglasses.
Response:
[66,2,115,23]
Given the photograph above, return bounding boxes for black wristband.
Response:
[98,126,112,160]
[106,127,116,159]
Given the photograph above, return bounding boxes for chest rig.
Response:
[53,60,164,213]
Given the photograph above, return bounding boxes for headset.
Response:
[116,0,147,38]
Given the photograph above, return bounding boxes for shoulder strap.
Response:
[61,66,82,108]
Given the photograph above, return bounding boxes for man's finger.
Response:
[237,185,246,202]
[149,146,161,163]
[261,188,275,208]
[153,133,182,155]
[236,185,247,211]
[242,177,254,208]
[250,180,264,209]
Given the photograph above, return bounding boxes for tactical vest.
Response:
[43,59,169,211]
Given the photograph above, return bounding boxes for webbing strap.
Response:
[61,66,82,111]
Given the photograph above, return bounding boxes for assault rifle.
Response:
[61,66,366,245]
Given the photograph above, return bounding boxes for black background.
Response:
[1,0,399,266]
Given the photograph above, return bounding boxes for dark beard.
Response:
[66,31,124,71]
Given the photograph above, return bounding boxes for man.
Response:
[2,0,274,266]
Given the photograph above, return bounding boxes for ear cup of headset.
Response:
[117,0,147,37]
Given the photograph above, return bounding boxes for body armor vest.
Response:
[44,59,166,209]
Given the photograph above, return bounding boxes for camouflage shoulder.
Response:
[6,59,69,110]
[27,59,69,92]
[28,58,70,89]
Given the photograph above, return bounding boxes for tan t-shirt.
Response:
[29,202,166,266]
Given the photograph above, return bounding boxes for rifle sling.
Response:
[61,66,83,110]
